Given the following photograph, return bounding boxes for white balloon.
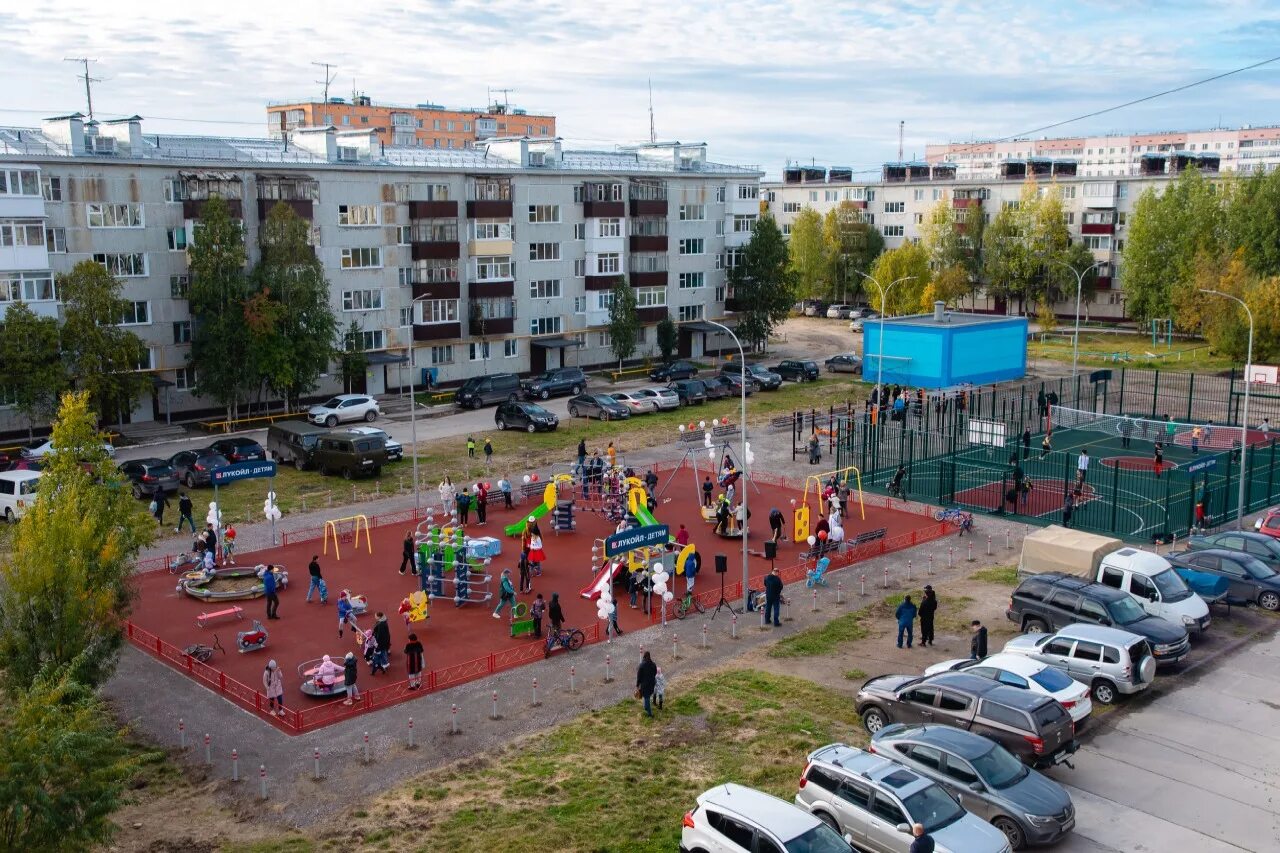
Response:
[678,424,686,433]
[698,420,706,429]
[523,475,531,484]
[663,591,674,602]
[653,581,668,596]
[712,419,720,427]
[654,571,669,583]
[807,535,817,546]
[708,448,716,460]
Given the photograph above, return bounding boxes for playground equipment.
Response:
[178,565,289,602]
[503,475,573,536]
[793,466,865,543]
[322,514,371,560]
[658,425,758,503]
[298,656,346,699]
[235,619,269,654]
[415,524,494,605]
[400,591,430,625]
[580,476,681,601]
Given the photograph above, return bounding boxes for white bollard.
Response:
[451,704,459,734]
[178,718,186,750]
[837,581,844,604]
[313,748,321,780]
[811,588,819,612]
[533,677,540,707]
[1005,529,1012,550]
[702,624,708,649]
[987,535,993,557]
[673,634,679,661]
[860,573,866,596]
[907,560,912,582]
[231,749,239,782]
[570,666,577,694]
[259,764,267,800]
[948,546,954,569]
[732,613,739,639]
[928,554,934,576]
[967,541,975,562]
[408,717,415,749]
[883,567,889,589]
[491,690,499,719]
[605,653,614,683]
[204,733,211,766]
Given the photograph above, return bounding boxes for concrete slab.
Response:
[1056,784,1256,853]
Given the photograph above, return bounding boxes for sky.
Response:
[2,0,1280,177]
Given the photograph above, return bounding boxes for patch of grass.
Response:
[1029,333,1230,371]
[338,670,865,853]
[843,668,868,681]
[220,840,315,853]
[769,609,871,658]
[971,565,1020,586]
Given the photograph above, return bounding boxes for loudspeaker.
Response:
[764,541,777,560]
[715,554,728,574]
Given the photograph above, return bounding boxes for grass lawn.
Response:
[768,609,872,658]
[1029,332,1229,371]
[970,565,1019,586]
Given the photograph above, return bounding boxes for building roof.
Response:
[877,311,1025,327]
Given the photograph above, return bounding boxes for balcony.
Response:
[585,275,621,291]
[412,322,461,342]
[725,296,746,312]
[412,281,460,301]
[1094,276,1113,290]
[470,280,515,298]
[470,316,514,336]
[412,240,461,260]
[629,198,667,217]
[629,234,667,252]
[184,198,243,219]
[637,306,667,323]
[629,270,668,287]
[467,199,514,218]
[256,198,314,220]
[409,200,458,218]
[584,199,626,218]
[1081,222,1115,235]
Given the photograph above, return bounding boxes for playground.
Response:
[126,460,945,732]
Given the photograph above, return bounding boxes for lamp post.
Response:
[1201,288,1254,529]
[1044,258,1104,380]
[855,272,915,407]
[704,319,749,602]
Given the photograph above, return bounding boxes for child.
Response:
[528,529,546,576]
[341,651,360,706]
[337,591,357,638]
[498,477,513,509]
[404,632,424,690]
[1040,432,1052,459]
[518,549,532,594]
[530,593,546,638]
[653,666,666,711]
[202,546,216,572]
[398,596,413,627]
[223,524,237,565]
[263,659,284,717]
[359,626,377,666]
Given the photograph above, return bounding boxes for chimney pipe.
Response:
[934,301,945,323]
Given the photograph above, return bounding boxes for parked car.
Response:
[521,367,587,400]
[1082,547,1211,634]
[772,359,820,382]
[344,426,403,461]
[308,393,380,427]
[1005,572,1191,666]
[1003,624,1156,705]
[683,782,853,853]
[702,377,731,400]
[118,457,180,499]
[708,374,754,397]
[634,386,680,411]
[720,362,783,390]
[650,360,699,382]
[802,300,828,317]
[455,373,521,409]
[266,420,327,470]
[850,318,866,332]
[167,449,231,487]
[566,393,630,421]
[1186,530,1280,570]
[851,307,878,319]
[21,438,115,460]
[669,379,708,406]
[607,391,658,414]
[1167,548,1280,611]
[796,743,1011,853]
[207,437,267,463]
[854,671,1078,769]
[0,470,40,522]
[826,304,853,319]
[312,432,387,479]
[869,725,1075,850]
[494,400,559,433]
[1254,506,1280,539]
[923,653,1092,725]
[824,354,863,374]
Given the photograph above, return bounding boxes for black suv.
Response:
[772,359,820,382]
[495,400,559,433]
[521,367,586,400]
[167,449,230,488]
[719,362,782,391]
[1007,572,1190,666]
[208,437,266,463]
[649,360,698,381]
[118,458,180,499]
[669,379,708,406]
[855,671,1078,769]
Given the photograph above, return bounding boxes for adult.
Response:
[475,482,488,525]
[714,496,731,536]
[498,477,513,509]
[607,598,622,638]
[1022,428,1032,459]
[890,464,907,500]
[438,476,456,513]
[548,592,565,634]
[895,595,918,649]
[176,492,195,534]
[1036,388,1048,418]
[644,468,659,495]
[404,632,424,690]
[808,433,821,465]
[493,569,516,619]
[518,549,532,594]
[1120,417,1134,448]
[152,490,170,526]
[371,612,391,675]
[261,564,280,620]
[683,549,700,593]
[763,567,784,627]
[606,441,617,468]
[263,659,284,717]
[909,823,935,853]
[306,554,327,604]
[674,523,690,547]
[918,586,937,647]
[1062,489,1076,528]
[769,507,785,543]
[577,438,587,475]
[1076,448,1090,484]
[636,651,658,718]
[203,523,218,560]
[341,651,360,705]
[483,437,494,468]
[399,531,415,575]
[456,487,471,524]
[970,620,988,659]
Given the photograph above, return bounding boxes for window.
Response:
[913,189,925,201]
[903,687,938,708]
[714,285,725,302]
[597,218,621,238]
[473,219,512,240]
[979,701,1027,729]
[937,691,970,712]
[871,795,906,825]
[172,320,192,344]
[45,226,66,252]
[503,339,519,358]
[415,258,459,283]
[338,204,380,226]
[420,299,458,324]
[399,306,413,327]
[677,304,704,322]
[468,342,491,361]
[1083,235,1112,250]
[86,203,144,228]
[1073,641,1104,663]
[429,345,454,364]
[715,220,725,236]
[472,256,512,281]
[528,205,560,223]
[884,201,905,214]
[530,316,563,335]
[0,272,56,302]
[732,215,756,234]
[41,175,61,202]
[0,220,45,247]
[1043,639,1075,657]
[913,213,923,225]
[596,330,612,348]
[529,242,560,261]
[574,223,586,240]
[678,204,705,221]
[167,227,187,251]
[678,272,705,289]
[883,225,905,237]
[635,287,666,307]
[783,202,801,213]
[726,247,745,269]
[93,253,147,277]
[574,258,586,277]
[836,780,871,809]
[678,238,704,255]
[397,267,413,286]
[174,366,196,391]
[803,767,840,792]
[1099,568,1124,590]
[530,279,562,299]
[705,811,755,849]
[825,190,837,202]
[909,745,943,770]
[941,758,979,786]
[596,253,620,274]
[736,184,758,200]
[170,275,189,298]
[341,289,383,312]
[572,296,586,313]
[0,169,40,196]
[341,247,382,269]
[396,225,411,245]
[120,301,150,325]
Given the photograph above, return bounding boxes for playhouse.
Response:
[863,302,1028,388]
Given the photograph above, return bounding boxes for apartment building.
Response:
[925,123,1280,179]
[267,94,556,151]
[763,159,1208,322]
[0,113,757,433]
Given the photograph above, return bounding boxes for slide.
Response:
[581,558,625,601]
[504,481,557,537]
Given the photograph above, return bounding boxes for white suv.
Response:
[308,394,380,427]
[681,783,851,853]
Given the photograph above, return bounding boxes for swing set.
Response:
[793,466,865,542]
[322,514,371,560]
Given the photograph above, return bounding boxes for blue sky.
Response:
[2,0,1279,177]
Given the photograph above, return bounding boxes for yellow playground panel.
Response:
[406,590,429,623]
[793,466,865,542]
[322,514,371,560]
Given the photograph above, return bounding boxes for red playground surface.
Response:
[954,477,1099,518]
[126,467,949,733]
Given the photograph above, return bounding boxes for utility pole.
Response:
[64,58,100,120]
[312,62,337,104]
[898,120,904,161]
[648,79,656,143]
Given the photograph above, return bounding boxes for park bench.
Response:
[851,528,888,546]
[608,366,651,382]
[196,605,243,628]
[519,481,548,502]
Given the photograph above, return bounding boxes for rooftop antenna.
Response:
[648,78,656,144]
[898,120,904,161]
[491,87,513,110]
[312,61,338,104]
[64,58,101,121]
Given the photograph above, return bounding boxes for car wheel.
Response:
[471,398,483,410]
[827,365,835,372]
[131,483,143,500]
[598,411,608,421]
[295,458,306,472]
[993,817,1026,850]
[342,467,353,480]
[3,507,13,524]
[325,415,338,428]
[526,423,537,433]
[569,406,580,418]
[496,419,507,431]
[185,474,197,488]
[1260,590,1280,611]
[1091,679,1117,705]
[365,410,377,422]
[815,811,841,835]
[571,384,582,395]
[1022,617,1049,634]
[861,706,889,734]
[539,389,550,400]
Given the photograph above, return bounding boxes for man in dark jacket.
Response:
[909,823,935,853]
[399,532,415,575]
[176,492,195,534]
[262,564,280,620]
[895,595,918,649]
[970,620,989,659]
[763,567,784,627]
[918,586,937,647]
[371,612,392,675]
[636,651,658,717]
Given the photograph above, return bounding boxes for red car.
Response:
[1255,507,1280,539]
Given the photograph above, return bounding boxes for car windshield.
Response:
[902,785,965,833]
[25,439,46,450]
[525,404,551,417]
[318,397,343,409]
[1150,569,1193,601]
[1029,666,1075,692]
[1243,557,1277,579]
[1106,596,1148,624]
[971,743,1029,790]
[784,823,850,853]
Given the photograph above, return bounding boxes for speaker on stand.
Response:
[711,553,736,618]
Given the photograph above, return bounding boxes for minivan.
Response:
[455,373,521,409]
[312,433,388,479]
[0,470,40,522]
[267,420,328,470]
[1095,548,1210,634]
[1003,623,1157,705]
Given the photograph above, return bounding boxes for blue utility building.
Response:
[863,303,1028,388]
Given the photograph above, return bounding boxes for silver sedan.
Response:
[634,386,680,411]
[608,392,659,414]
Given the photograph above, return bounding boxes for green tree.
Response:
[730,214,794,351]
[823,202,883,303]
[0,663,139,851]
[867,242,931,315]
[920,200,966,271]
[338,321,369,394]
[250,203,339,410]
[1225,167,1280,277]
[0,392,152,691]
[0,302,66,438]
[56,262,149,423]
[655,314,678,364]
[786,207,829,300]
[607,278,640,368]
[186,196,252,420]
[1057,241,1100,319]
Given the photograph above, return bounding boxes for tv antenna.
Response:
[64,58,101,120]
[312,61,338,104]
[648,79,656,143]
[490,87,513,110]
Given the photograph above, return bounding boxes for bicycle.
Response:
[674,589,706,620]
[934,508,973,526]
[183,634,225,662]
[544,625,585,658]
[887,481,907,501]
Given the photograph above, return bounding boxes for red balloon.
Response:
[531,473,539,482]
[817,530,829,541]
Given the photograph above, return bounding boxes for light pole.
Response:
[855,272,915,408]
[1201,289,1254,529]
[704,319,749,603]
[1044,258,1104,380]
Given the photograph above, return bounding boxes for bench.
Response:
[519,482,548,502]
[197,605,243,628]
[852,527,888,546]
[424,390,455,404]
[608,366,651,382]
[801,528,886,560]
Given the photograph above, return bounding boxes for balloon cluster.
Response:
[262,490,281,522]
[596,576,615,621]
[206,501,222,530]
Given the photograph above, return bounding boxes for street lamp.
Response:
[1044,258,1105,380]
[704,319,750,603]
[1201,288,1254,529]
[855,272,915,408]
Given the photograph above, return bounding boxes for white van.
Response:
[0,470,40,522]
[1096,548,1211,634]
